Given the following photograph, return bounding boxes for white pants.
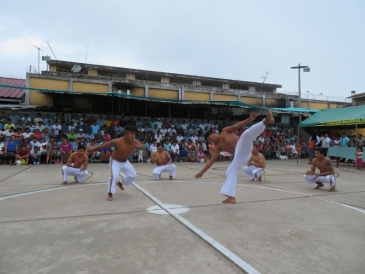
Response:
[152,164,176,179]
[243,165,265,181]
[220,121,266,197]
[108,158,136,194]
[61,166,89,183]
[304,174,336,188]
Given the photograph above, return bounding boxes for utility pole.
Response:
[291,63,309,121]
[33,46,43,74]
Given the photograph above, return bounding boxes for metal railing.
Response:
[277,91,351,103]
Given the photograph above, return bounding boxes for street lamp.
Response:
[291,63,310,122]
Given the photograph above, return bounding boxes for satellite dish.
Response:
[71,65,82,73]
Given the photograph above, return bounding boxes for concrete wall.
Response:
[241,97,262,105]
[148,88,178,99]
[29,78,68,106]
[214,94,238,101]
[184,91,210,100]
[73,82,108,93]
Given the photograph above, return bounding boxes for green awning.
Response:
[299,105,365,127]
[272,107,319,113]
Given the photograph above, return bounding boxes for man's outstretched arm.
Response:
[194,150,220,179]
[223,113,260,133]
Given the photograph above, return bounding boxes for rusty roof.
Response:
[0,77,26,99]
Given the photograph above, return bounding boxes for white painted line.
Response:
[132,181,261,274]
[0,183,106,201]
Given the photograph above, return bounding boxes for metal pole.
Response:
[298,63,301,108]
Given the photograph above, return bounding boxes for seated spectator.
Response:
[187,149,196,162]
[67,129,77,141]
[100,146,112,162]
[14,128,23,138]
[59,138,73,164]
[4,135,19,165]
[102,131,111,142]
[30,146,41,164]
[196,149,208,163]
[46,138,59,164]
[178,147,188,162]
[30,137,41,149]
[15,145,30,165]
[32,129,42,139]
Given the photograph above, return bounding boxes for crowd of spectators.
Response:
[1,110,363,166]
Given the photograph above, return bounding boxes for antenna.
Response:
[33,46,43,74]
[85,46,89,63]
[260,71,269,83]
[47,41,58,60]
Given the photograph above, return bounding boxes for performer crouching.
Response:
[150,143,176,180]
[61,144,89,185]
[243,145,266,182]
[304,148,336,192]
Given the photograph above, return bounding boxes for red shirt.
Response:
[17,149,30,157]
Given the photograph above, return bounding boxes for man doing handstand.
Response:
[194,111,274,204]
[87,126,145,201]
[304,147,336,192]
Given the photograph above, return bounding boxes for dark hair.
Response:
[204,130,215,141]
[315,148,325,155]
[125,125,135,133]
[78,144,86,150]
[157,142,163,147]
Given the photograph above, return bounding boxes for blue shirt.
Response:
[90,124,101,135]
[6,139,18,152]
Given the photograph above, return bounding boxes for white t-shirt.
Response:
[22,132,32,139]
[321,137,331,148]
[171,144,179,154]
[191,136,198,143]
[150,144,157,152]
[52,124,62,135]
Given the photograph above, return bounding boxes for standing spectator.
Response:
[308,134,317,164]
[8,110,20,124]
[33,113,43,124]
[321,133,331,156]
[43,113,53,125]
[355,147,363,170]
[21,114,32,125]
[170,140,179,162]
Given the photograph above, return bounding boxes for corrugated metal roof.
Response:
[0,77,26,98]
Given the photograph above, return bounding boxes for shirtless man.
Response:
[150,143,176,180]
[87,126,145,201]
[243,145,266,182]
[194,111,274,204]
[304,147,336,192]
[61,144,89,185]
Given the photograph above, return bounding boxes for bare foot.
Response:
[116,181,124,191]
[62,181,67,185]
[74,176,80,183]
[329,187,335,192]
[222,196,236,204]
[263,110,275,126]
[314,182,324,189]
[107,193,113,201]
[169,176,173,180]
[257,177,262,182]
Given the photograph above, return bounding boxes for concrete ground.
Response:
[0,159,364,274]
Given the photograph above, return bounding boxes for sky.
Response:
[1,0,364,100]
